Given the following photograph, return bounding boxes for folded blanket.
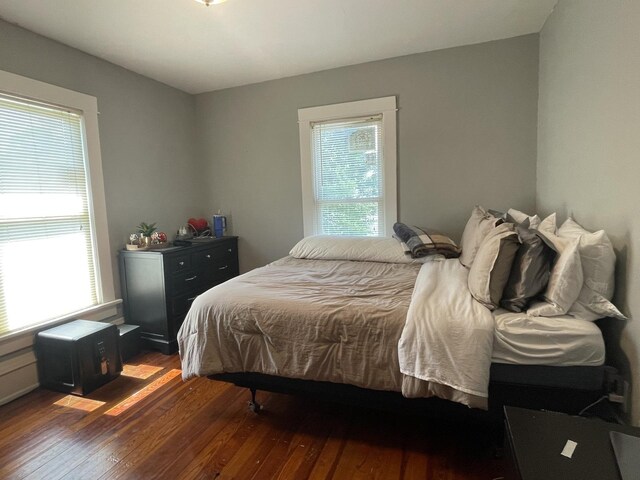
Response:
[393,222,461,259]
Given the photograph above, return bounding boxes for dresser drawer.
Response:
[170,292,199,317]
[212,260,235,275]
[191,243,236,267]
[170,254,190,273]
[201,259,237,287]
[172,270,202,294]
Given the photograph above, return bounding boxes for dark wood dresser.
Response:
[119,237,239,354]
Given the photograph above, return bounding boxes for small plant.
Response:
[137,222,157,237]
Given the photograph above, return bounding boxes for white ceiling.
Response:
[0,0,557,94]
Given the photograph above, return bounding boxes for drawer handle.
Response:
[218,265,229,270]
[185,275,198,282]
[187,296,197,302]
[179,261,185,266]
[206,254,211,259]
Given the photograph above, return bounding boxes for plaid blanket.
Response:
[393,223,461,259]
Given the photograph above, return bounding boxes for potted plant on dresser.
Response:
[137,222,156,247]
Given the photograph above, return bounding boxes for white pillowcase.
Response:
[527,234,583,317]
[289,235,431,264]
[468,224,520,310]
[568,290,626,321]
[558,218,614,297]
[507,208,541,230]
[537,213,557,235]
[558,218,626,321]
[459,206,502,268]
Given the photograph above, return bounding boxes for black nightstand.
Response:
[119,237,239,354]
[504,406,640,480]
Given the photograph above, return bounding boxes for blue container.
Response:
[213,215,226,238]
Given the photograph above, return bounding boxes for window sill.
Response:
[0,299,123,357]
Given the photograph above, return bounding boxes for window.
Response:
[0,70,115,337]
[298,96,397,236]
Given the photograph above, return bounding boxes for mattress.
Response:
[491,309,605,366]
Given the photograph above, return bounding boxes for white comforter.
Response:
[398,259,495,409]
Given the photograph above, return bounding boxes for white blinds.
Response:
[0,94,97,335]
[311,115,384,236]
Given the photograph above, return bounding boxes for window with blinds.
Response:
[299,96,397,237]
[311,116,384,236]
[0,94,98,335]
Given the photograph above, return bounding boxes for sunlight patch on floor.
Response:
[121,363,163,380]
[54,395,106,412]
[105,368,182,416]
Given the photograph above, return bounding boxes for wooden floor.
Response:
[0,351,505,479]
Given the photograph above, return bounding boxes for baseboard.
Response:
[0,349,36,376]
[0,360,39,407]
[0,382,39,407]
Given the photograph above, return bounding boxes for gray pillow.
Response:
[500,219,557,312]
[468,223,521,310]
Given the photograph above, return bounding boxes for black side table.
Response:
[36,320,122,396]
[504,406,640,480]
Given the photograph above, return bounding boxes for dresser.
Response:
[119,237,239,354]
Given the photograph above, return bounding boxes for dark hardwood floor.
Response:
[0,351,505,479]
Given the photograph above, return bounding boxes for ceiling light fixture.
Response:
[195,0,227,6]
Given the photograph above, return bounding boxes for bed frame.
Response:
[209,363,609,422]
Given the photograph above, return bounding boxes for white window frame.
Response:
[0,70,117,340]
[298,96,397,237]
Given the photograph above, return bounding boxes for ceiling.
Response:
[0,0,557,94]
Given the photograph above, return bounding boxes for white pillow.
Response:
[459,206,502,268]
[507,208,541,230]
[527,234,583,317]
[537,213,557,235]
[558,218,624,321]
[468,224,520,310]
[289,235,431,264]
[558,218,615,298]
[568,290,627,321]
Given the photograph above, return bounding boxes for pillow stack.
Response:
[460,206,520,310]
[527,217,626,320]
[460,206,624,321]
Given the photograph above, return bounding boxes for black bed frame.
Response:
[209,363,609,425]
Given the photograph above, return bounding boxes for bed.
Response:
[177,232,610,418]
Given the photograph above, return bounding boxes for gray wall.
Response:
[195,35,540,273]
[538,0,640,425]
[0,19,204,297]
